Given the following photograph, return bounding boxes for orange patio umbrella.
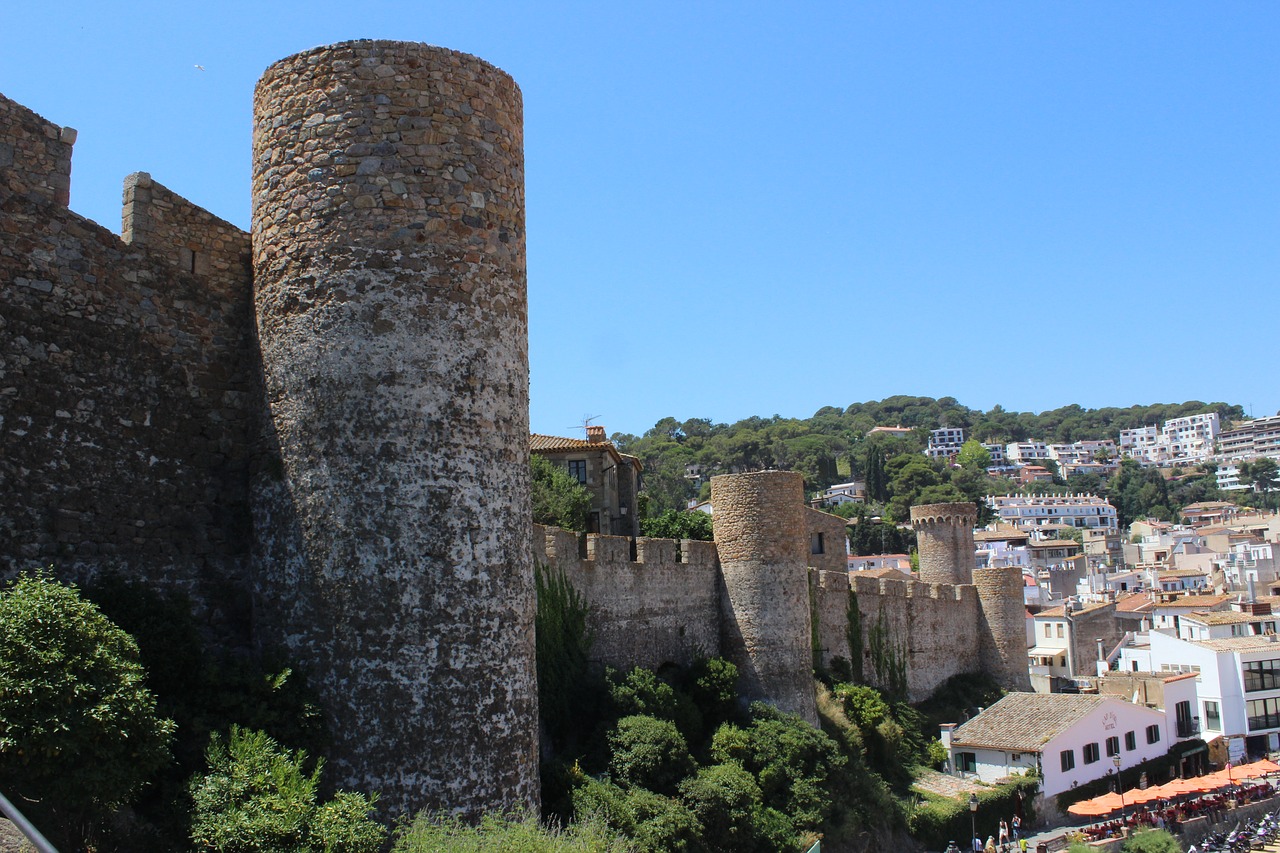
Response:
[1125,783,1167,806]
[1068,791,1127,817]
[1162,775,1219,796]
[1234,759,1280,779]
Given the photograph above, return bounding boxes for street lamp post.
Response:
[1114,755,1124,818]
[969,793,978,850]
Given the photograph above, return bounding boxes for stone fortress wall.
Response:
[0,92,257,634]
[1,39,1031,822]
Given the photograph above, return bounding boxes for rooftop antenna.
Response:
[566,414,601,437]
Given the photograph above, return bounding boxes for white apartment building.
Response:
[988,494,1119,532]
[1006,441,1050,464]
[925,427,966,459]
[1120,413,1221,467]
[1216,415,1280,490]
[983,443,1007,465]
[1048,440,1118,466]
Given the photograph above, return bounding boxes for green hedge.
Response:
[1054,740,1205,811]
[909,775,1039,850]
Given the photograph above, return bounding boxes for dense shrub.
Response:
[573,778,701,853]
[677,762,766,852]
[1122,828,1181,853]
[393,812,628,852]
[532,454,593,532]
[607,715,696,796]
[0,573,175,849]
[608,666,702,745]
[189,726,384,852]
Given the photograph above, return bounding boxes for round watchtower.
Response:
[910,502,977,585]
[975,564,1033,691]
[250,40,535,816]
[711,471,818,725]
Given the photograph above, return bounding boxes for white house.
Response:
[942,692,1170,798]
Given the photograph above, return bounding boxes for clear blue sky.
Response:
[4,2,1277,438]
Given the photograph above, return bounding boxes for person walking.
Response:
[1011,813,1021,840]
[998,818,1009,846]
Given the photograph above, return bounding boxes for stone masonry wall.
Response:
[844,574,983,701]
[804,506,848,574]
[0,94,74,206]
[713,471,819,724]
[250,40,536,818]
[122,172,251,297]
[0,92,256,634]
[912,502,977,585]
[974,565,1033,691]
[535,525,720,670]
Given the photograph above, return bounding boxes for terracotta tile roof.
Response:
[1029,539,1081,548]
[1163,672,1199,683]
[862,568,915,581]
[1036,601,1112,618]
[529,433,641,471]
[950,692,1112,752]
[1193,635,1280,652]
[1115,594,1156,613]
[1184,611,1267,626]
[1156,594,1230,610]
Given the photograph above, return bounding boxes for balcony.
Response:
[1176,719,1201,738]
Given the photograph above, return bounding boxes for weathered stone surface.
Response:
[250,40,536,818]
[911,502,977,585]
[712,471,818,724]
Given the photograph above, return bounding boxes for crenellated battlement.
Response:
[532,524,721,671]
[0,92,75,207]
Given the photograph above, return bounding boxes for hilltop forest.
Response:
[615,397,1249,527]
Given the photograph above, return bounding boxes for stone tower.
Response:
[249,40,537,816]
[712,471,818,724]
[910,502,977,585]
[975,565,1033,690]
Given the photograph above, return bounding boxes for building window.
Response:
[1175,700,1197,738]
[1243,659,1280,693]
[1083,743,1100,764]
[567,459,587,484]
[1124,731,1136,751]
[1205,701,1221,732]
[1061,749,1075,772]
[1044,624,1051,638]
[810,532,824,555]
[956,752,977,773]
[1106,736,1120,757]
[1146,724,1161,744]
[1056,624,1064,638]
[1246,697,1280,732]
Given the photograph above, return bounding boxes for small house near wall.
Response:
[942,692,1169,798]
[531,426,642,536]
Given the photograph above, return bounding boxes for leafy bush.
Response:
[189,726,384,852]
[608,667,702,745]
[607,715,696,796]
[1121,828,1180,853]
[572,778,701,853]
[0,572,175,849]
[677,763,765,853]
[393,811,628,852]
[684,657,740,731]
[709,703,845,828]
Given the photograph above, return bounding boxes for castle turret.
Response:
[911,502,977,585]
[975,564,1033,690]
[249,40,536,816]
[712,471,818,724]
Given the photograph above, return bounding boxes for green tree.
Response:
[955,440,992,470]
[0,573,175,849]
[532,453,593,531]
[1241,458,1280,509]
[189,726,384,853]
[863,443,889,503]
[607,715,696,797]
[677,763,766,853]
[640,509,714,541]
[536,564,598,749]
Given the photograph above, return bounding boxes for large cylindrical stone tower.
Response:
[249,40,536,816]
[975,565,1033,691]
[910,502,977,585]
[711,471,818,725]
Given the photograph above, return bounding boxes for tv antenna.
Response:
[566,414,601,437]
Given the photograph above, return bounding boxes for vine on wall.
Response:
[867,603,908,699]
[847,589,864,683]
